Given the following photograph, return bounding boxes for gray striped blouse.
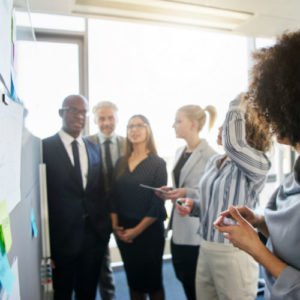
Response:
[191,98,271,243]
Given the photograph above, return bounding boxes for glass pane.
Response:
[15,11,85,32]
[255,37,275,49]
[15,41,80,138]
[88,18,248,159]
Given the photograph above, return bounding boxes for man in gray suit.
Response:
[87,101,125,300]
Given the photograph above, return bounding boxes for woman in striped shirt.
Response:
[215,30,300,300]
[176,94,272,300]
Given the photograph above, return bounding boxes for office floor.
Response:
[96,261,265,300]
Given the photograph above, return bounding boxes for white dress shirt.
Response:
[59,129,88,189]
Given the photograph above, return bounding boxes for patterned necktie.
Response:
[71,140,83,188]
[104,138,113,188]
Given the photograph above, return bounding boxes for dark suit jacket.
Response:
[86,133,125,191]
[43,133,111,263]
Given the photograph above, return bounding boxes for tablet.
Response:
[139,184,169,194]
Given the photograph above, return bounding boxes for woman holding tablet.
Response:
[110,114,167,300]
[158,104,216,300]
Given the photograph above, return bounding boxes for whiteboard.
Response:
[0,0,12,93]
[0,97,23,212]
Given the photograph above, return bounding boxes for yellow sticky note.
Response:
[0,200,12,253]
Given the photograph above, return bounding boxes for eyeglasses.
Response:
[62,107,88,116]
[127,123,147,130]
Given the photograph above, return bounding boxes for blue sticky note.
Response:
[31,209,38,238]
[0,253,15,296]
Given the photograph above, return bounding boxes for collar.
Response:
[98,132,117,145]
[195,139,208,152]
[59,129,84,146]
[214,154,229,169]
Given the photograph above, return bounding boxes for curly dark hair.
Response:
[248,30,300,146]
[244,99,272,152]
[236,93,272,152]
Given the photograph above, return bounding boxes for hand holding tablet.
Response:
[139,184,171,194]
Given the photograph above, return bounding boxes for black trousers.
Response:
[98,246,116,300]
[53,226,108,300]
[171,240,199,300]
[117,216,165,293]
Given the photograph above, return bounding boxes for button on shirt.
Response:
[59,130,88,189]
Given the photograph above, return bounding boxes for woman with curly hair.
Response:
[176,93,272,300]
[215,30,300,300]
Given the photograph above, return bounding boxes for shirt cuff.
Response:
[189,200,200,217]
[271,266,300,298]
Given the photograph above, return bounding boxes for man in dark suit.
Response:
[43,95,110,300]
[87,101,125,300]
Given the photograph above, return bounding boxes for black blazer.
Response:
[43,133,111,263]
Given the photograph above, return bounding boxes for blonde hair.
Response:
[178,105,216,132]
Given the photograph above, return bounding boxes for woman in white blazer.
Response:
[158,104,217,300]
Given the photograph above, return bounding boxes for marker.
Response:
[222,217,237,226]
[176,199,187,207]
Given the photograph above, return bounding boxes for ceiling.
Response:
[13,0,300,38]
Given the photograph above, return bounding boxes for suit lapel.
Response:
[116,135,125,157]
[84,138,102,191]
[83,138,92,190]
[178,140,208,187]
[54,134,83,189]
[54,133,74,169]
[179,148,201,187]
[171,146,185,186]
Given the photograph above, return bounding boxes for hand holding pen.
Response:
[175,198,194,216]
[214,205,264,256]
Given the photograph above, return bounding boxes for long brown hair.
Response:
[118,115,157,177]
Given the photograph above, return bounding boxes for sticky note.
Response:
[0,253,15,296]
[0,225,5,255]
[31,209,38,238]
[0,200,12,252]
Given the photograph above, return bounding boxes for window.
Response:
[88,18,248,162]
[16,39,81,138]
[15,11,85,138]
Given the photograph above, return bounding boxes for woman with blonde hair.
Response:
[157,104,217,300]
[177,94,272,300]
[110,114,167,300]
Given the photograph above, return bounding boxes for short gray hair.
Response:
[92,101,118,115]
